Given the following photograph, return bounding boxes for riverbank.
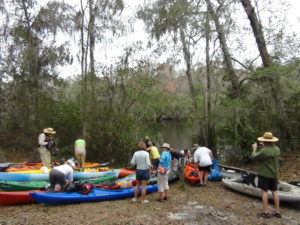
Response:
[1,156,300,225]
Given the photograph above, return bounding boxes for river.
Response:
[143,120,195,151]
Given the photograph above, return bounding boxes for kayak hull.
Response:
[0,190,44,205]
[0,176,116,191]
[30,184,158,205]
[223,178,300,202]
[0,170,119,182]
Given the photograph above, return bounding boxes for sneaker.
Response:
[131,198,138,203]
[141,199,149,204]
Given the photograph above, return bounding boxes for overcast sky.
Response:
[54,0,300,79]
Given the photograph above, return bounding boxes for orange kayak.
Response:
[184,163,204,185]
[117,168,135,178]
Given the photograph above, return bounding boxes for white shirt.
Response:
[53,165,74,182]
[131,150,152,170]
[38,133,48,147]
[194,147,212,167]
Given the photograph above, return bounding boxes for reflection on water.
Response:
[143,120,196,151]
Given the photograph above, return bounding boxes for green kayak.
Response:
[0,176,116,191]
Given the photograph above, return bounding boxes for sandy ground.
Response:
[1,156,300,225]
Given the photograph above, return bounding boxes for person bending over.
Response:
[47,159,75,193]
[193,145,213,187]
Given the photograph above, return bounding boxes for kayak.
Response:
[117,168,135,178]
[96,171,180,189]
[0,170,120,182]
[223,178,300,202]
[184,162,222,184]
[0,190,45,205]
[289,181,300,187]
[0,163,17,172]
[10,167,111,174]
[183,163,203,185]
[219,164,255,179]
[30,184,158,205]
[4,162,103,172]
[0,180,49,191]
[0,176,116,192]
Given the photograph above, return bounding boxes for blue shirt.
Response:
[159,151,171,170]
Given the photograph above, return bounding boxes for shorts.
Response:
[136,169,150,181]
[258,175,277,191]
[48,169,67,192]
[151,158,160,170]
[157,171,169,192]
[198,165,212,172]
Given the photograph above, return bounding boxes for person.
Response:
[179,149,191,170]
[38,128,56,168]
[131,141,152,204]
[170,148,184,172]
[157,143,172,202]
[191,143,200,154]
[47,159,75,193]
[193,144,213,187]
[252,132,281,218]
[147,141,160,173]
[74,136,86,170]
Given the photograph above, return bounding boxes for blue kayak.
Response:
[30,184,158,205]
[0,170,120,182]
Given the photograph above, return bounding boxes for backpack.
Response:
[66,181,92,194]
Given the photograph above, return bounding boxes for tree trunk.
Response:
[240,0,272,67]
[206,0,240,98]
[89,0,96,89]
[179,28,198,111]
[240,0,293,149]
[205,9,216,155]
[80,0,87,138]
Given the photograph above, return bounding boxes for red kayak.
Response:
[0,190,45,205]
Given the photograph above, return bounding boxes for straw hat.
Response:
[257,132,279,142]
[161,143,171,149]
[191,143,200,151]
[43,127,56,134]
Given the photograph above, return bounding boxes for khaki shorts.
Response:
[75,147,86,163]
[157,170,170,192]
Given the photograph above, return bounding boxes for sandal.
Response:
[163,197,169,200]
[259,212,271,218]
[156,198,164,202]
[272,212,282,218]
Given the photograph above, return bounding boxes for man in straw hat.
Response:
[38,128,56,167]
[252,132,281,218]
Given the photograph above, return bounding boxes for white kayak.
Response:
[222,178,300,202]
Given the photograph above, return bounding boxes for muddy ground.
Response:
[1,156,300,225]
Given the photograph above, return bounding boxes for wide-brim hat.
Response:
[161,143,171,149]
[191,143,200,150]
[67,159,75,168]
[43,127,56,134]
[257,132,279,142]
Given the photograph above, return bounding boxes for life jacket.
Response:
[79,184,92,194]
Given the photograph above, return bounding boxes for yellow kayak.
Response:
[10,167,110,174]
